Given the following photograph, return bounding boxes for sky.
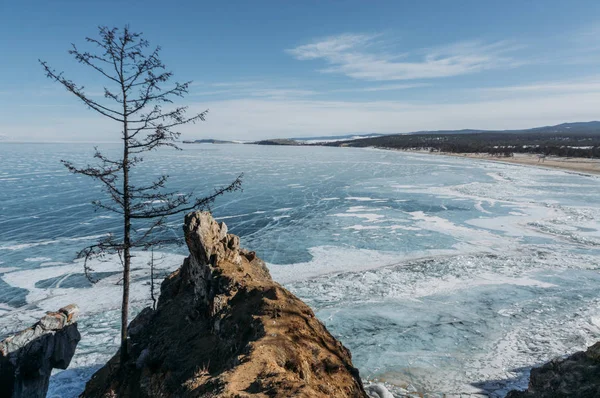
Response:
[2,0,600,142]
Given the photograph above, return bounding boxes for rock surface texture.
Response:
[0,304,81,398]
[82,211,367,398]
[507,342,600,398]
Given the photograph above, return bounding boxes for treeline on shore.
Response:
[323,131,600,158]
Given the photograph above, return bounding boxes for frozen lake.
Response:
[1,143,599,397]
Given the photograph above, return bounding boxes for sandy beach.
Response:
[408,151,600,176]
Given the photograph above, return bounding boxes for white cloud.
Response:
[191,82,427,98]
[190,85,317,100]
[7,75,600,142]
[287,34,522,81]
[2,116,116,143]
[209,81,262,88]
[480,77,600,95]
[287,33,378,60]
[248,88,317,98]
[6,89,600,142]
[333,83,431,92]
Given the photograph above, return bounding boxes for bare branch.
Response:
[69,44,120,84]
[40,61,124,122]
[130,174,243,219]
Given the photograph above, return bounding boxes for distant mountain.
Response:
[250,138,300,146]
[322,121,600,158]
[393,121,600,136]
[527,121,600,134]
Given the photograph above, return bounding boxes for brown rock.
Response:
[81,211,367,398]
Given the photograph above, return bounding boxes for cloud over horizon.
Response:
[7,85,600,142]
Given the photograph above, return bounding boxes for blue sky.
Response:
[2,0,600,141]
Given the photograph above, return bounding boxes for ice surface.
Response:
[1,144,599,397]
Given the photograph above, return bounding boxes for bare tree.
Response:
[40,26,242,363]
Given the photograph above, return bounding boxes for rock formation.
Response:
[507,342,600,397]
[0,304,81,398]
[82,211,367,397]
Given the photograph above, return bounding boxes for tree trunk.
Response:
[121,150,130,364]
[120,75,131,365]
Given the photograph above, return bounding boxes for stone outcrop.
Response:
[0,304,81,398]
[507,342,600,398]
[82,211,367,397]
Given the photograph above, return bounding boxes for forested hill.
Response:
[323,122,600,158]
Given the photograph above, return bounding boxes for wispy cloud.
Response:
[191,76,430,99]
[333,83,431,92]
[287,34,523,81]
[191,85,317,99]
[209,81,262,88]
[570,24,600,52]
[191,83,426,98]
[479,76,600,95]
[249,88,317,98]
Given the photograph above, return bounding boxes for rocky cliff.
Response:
[507,342,600,398]
[0,304,80,398]
[82,211,367,397]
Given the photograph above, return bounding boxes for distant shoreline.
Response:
[401,149,600,176]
